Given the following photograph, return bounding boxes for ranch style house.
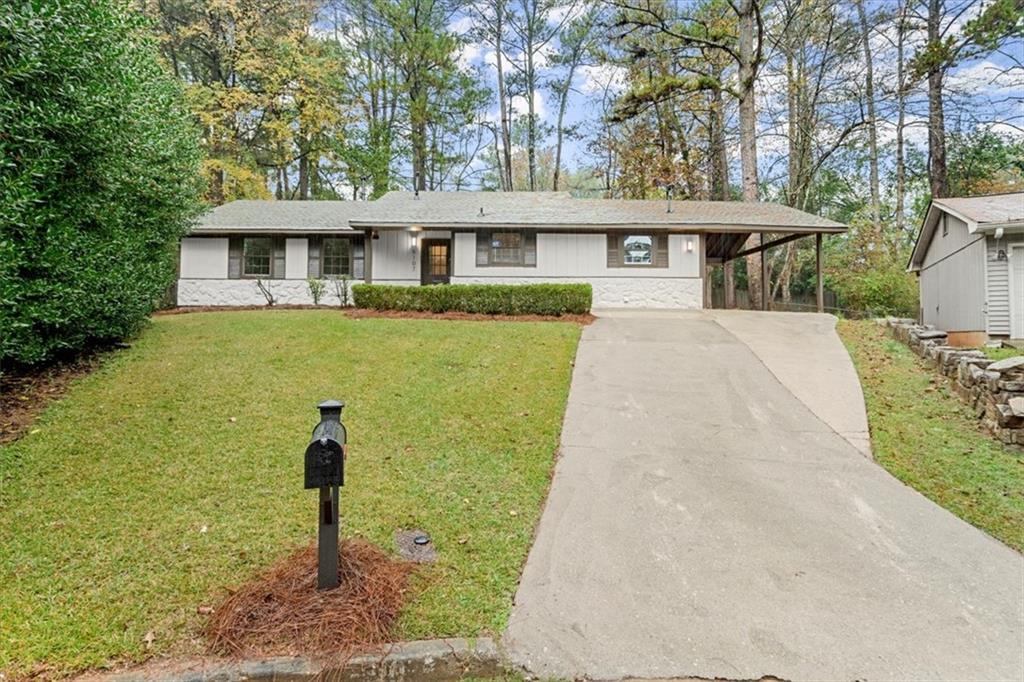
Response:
[909,192,1024,344]
[177,191,846,309]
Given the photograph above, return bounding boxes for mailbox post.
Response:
[304,399,347,589]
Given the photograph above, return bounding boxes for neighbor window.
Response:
[621,234,654,265]
[242,237,272,277]
[491,231,524,264]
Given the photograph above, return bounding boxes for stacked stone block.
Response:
[879,318,1024,446]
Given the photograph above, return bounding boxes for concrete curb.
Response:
[80,638,506,682]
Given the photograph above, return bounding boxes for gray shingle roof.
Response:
[932,192,1024,226]
[192,200,363,232]
[349,191,846,232]
[190,192,846,234]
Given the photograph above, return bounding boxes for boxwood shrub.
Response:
[352,283,592,316]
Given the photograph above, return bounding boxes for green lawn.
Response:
[982,345,1021,361]
[0,311,581,676]
[838,320,1024,552]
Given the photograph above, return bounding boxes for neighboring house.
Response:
[908,192,1024,342]
[177,191,845,309]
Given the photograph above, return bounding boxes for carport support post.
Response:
[815,233,824,313]
[760,233,768,311]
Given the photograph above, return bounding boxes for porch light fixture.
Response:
[686,238,694,253]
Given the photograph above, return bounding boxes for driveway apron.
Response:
[505,311,1023,682]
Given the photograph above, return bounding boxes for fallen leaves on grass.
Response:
[205,539,413,659]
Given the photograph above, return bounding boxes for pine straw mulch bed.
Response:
[205,539,414,661]
[0,353,106,446]
[157,305,594,324]
[344,308,596,324]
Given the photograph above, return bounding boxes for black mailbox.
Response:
[304,400,346,489]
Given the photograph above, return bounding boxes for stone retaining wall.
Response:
[882,318,1024,446]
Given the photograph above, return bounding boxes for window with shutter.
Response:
[322,238,352,277]
[228,237,243,278]
[272,238,286,279]
[242,237,273,277]
[477,229,536,267]
[608,231,668,268]
[307,237,321,278]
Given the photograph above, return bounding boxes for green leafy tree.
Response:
[0,0,203,366]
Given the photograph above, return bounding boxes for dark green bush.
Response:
[0,1,203,366]
[352,283,592,316]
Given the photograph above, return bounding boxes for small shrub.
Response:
[307,278,326,305]
[332,275,352,307]
[351,283,592,316]
[255,280,276,306]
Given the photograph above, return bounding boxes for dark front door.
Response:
[421,239,451,285]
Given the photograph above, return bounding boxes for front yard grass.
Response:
[0,311,581,676]
[838,320,1024,552]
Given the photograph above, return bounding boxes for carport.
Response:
[704,227,846,312]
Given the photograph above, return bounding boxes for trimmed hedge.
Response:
[352,283,592,316]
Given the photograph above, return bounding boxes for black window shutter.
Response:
[655,233,669,267]
[228,237,243,278]
[607,232,620,268]
[272,237,286,278]
[352,235,365,279]
[476,230,491,266]
[307,236,321,278]
[523,230,537,266]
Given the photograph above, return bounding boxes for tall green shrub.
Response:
[0,0,203,366]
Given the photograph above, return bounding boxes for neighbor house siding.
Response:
[986,232,1024,337]
[451,231,702,308]
[919,213,986,332]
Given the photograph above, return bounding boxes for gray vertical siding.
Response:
[986,232,1024,337]
[919,214,987,332]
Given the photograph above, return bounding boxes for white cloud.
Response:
[579,63,627,94]
[510,89,547,118]
[449,16,474,35]
[456,41,483,71]
[947,58,1024,96]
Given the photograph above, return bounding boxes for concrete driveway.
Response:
[505,311,1023,682]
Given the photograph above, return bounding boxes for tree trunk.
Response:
[895,1,907,239]
[709,82,729,201]
[526,47,537,191]
[709,77,735,308]
[410,77,428,192]
[552,63,577,192]
[927,0,948,198]
[495,1,513,191]
[856,0,881,233]
[738,0,762,308]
